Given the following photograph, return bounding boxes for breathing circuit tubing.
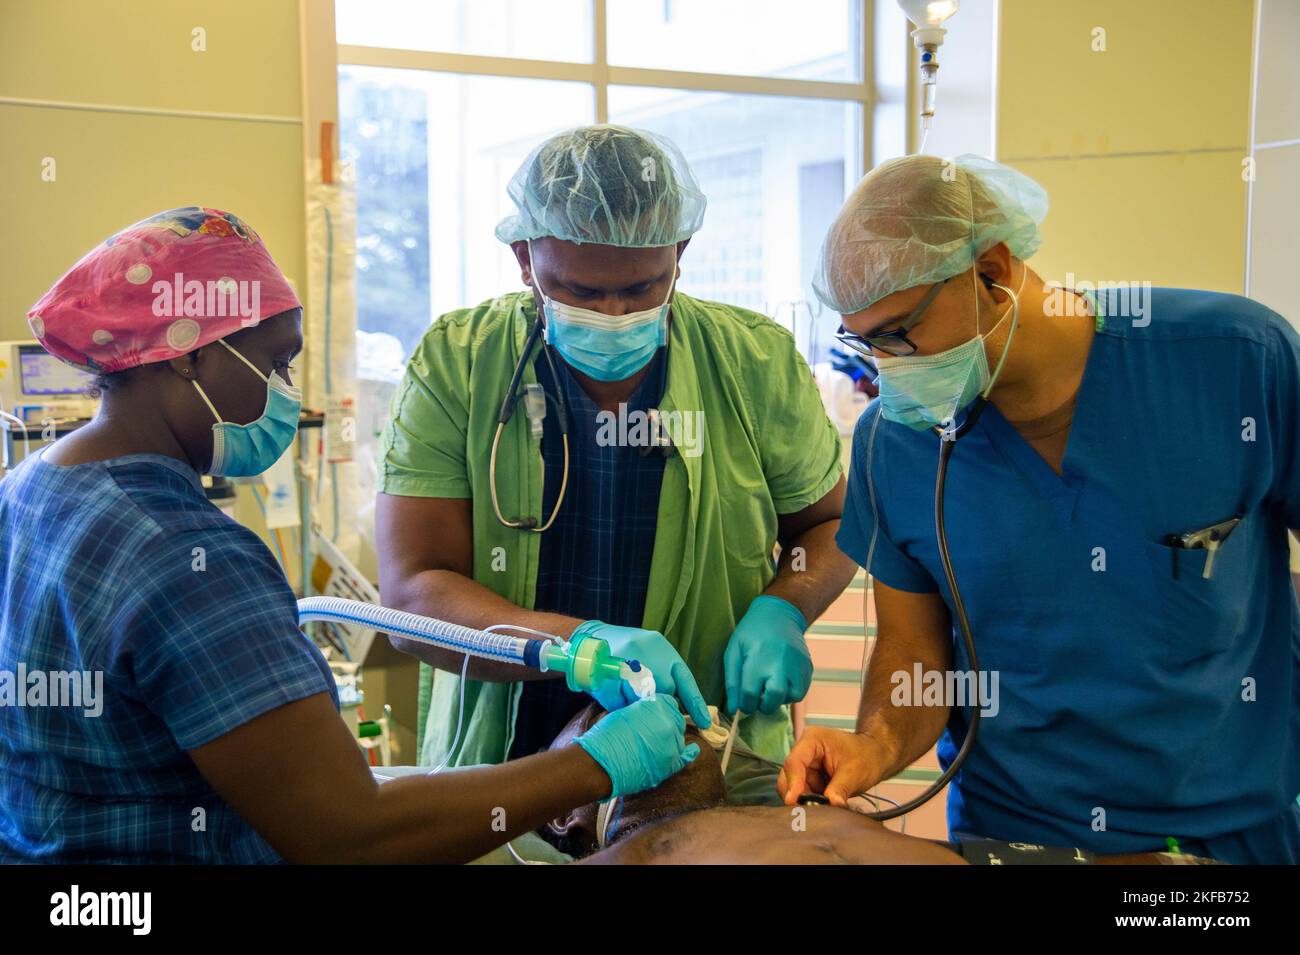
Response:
[299,595,551,665]
[296,596,654,701]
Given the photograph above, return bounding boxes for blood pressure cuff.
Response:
[959,837,1094,865]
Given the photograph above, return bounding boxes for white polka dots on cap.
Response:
[165,318,201,351]
[26,207,302,374]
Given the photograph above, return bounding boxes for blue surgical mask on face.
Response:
[192,339,301,476]
[873,267,1025,432]
[528,239,673,382]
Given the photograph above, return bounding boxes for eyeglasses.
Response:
[834,277,951,358]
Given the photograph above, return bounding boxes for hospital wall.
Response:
[1245,0,1299,326]
[0,0,310,566]
[0,0,314,563]
[994,0,1256,298]
[0,0,308,339]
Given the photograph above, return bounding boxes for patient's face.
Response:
[544,703,726,858]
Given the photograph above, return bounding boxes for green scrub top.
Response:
[378,290,843,766]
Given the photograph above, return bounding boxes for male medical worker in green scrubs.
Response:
[376,125,857,768]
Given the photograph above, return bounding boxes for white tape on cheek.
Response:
[687,705,730,748]
[718,712,743,776]
[596,798,621,850]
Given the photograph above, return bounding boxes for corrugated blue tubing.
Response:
[297,596,538,666]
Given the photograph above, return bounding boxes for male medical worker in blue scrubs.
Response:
[779,154,1300,864]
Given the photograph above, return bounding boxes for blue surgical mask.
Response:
[192,339,301,476]
[874,268,1025,432]
[528,239,672,382]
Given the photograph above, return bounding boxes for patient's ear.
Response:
[547,811,579,840]
[542,808,590,858]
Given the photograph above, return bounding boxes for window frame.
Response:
[333,0,880,179]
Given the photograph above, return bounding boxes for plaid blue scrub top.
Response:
[509,348,669,759]
[0,448,337,863]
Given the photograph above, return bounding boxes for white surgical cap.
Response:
[812,154,1048,314]
[495,124,707,248]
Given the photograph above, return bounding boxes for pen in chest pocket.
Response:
[1163,515,1244,580]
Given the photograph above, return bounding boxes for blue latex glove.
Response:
[724,595,812,716]
[571,620,711,729]
[575,693,701,798]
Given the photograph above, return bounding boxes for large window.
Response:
[337,0,890,364]
[607,86,861,356]
[339,66,594,356]
[336,0,594,63]
[605,0,861,81]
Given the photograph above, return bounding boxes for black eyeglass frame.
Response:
[834,276,952,357]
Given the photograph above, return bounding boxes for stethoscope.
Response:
[488,272,679,530]
[489,316,571,532]
[859,271,1021,822]
[861,398,990,821]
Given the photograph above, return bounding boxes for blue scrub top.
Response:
[837,288,1300,863]
[0,450,337,863]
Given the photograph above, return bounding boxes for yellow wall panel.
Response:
[998,0,1253,160]
[0,0,302,119]
[1009,151,1248,295]
[0,104,305,340]
[0,0,305,342]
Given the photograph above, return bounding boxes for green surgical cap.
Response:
[495,124,707,248]
[812,154,1048,314]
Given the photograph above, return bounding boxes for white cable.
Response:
[484,623,565,673]
[505,840,551,865]
[425,653,471,776]
[421,625,563,777]
[849,791,906,834]
[484,623,564,644]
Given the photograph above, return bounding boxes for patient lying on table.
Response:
[534,703,966,865]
